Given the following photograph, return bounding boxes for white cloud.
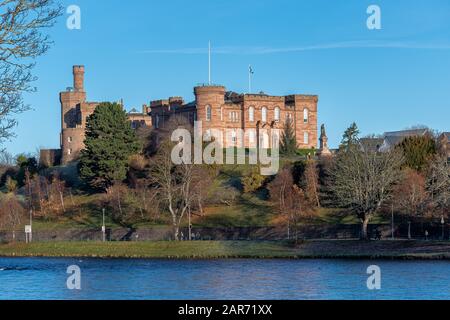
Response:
[137,40,450,55]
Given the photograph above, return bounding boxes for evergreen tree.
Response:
[398,135,436,172]
[280,118,298,156]
[340,122,360,150]
[79,102,141,191]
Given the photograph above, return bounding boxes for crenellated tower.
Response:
[59,66,87,164]
[194,85,225,133]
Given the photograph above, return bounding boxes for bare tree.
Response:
[0,194,25,240]
[330,142,403,240]
[426,155,450,216]
[268,166,308,241]
[32,174,46,215]
[392,168,428,239]
[0,149,14,164]
[149,139,206,241]
[304,159,321,208]
[0,0,62,142]
[52,174,65,214]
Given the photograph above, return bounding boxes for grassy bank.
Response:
[1,240,450,260]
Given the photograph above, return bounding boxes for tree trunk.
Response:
[174,224,180,241]
[408,221,411,240]
[59,191,65,213]
[361,217,370,240]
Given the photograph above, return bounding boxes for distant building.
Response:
[378,129,430,152]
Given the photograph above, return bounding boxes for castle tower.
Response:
[73,65,85,92]
[194,85,225,132]
[60,65,87,164]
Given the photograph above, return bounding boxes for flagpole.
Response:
[248,65,252,93]
[208,41,211,85]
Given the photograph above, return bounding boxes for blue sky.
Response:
[4,0,450,156]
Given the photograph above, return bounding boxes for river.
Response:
[0,258,449,300]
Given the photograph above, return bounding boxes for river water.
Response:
[0,258,449,300]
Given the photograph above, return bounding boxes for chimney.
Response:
[73,65,85,92]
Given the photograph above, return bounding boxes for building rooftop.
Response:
[384,128,429,137]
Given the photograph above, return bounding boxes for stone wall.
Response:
[2,223,447,242]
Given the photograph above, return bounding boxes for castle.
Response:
[150,86,318,151]
[40,66,318,166]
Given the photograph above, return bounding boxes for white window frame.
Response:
[206,105,212,122]
[248,106,255,122]
[261,107,267,122]
[274,107,280,121]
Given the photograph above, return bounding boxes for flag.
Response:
[249,65,254,74]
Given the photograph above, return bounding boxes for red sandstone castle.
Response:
[40,66,318,166]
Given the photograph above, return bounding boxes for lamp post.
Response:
[102,208,106,242]
[30,208,32,242]
[441,216,445,241]
[391,204,394,240]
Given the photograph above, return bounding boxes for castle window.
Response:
[303,108,309,123]
[68,148,72,155]
[304,132,309,144]
[204,129,212,140]
[68,136,73,143]
[229,111,239,122]
[206,105,212,122]
[261,107,267,122]
[248,106,255,122]
[274,107,280,121]
[248,130,256,146]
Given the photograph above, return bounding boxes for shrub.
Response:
[241,171,266,193]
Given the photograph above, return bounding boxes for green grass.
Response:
[0,241,295,259]
[1,240,450,259]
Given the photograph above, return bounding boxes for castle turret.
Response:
[73,65,85,92]
[60,66,87,164]
[194,85,225,130]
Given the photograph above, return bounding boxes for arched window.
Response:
[274,107,280,121]
[262,132,269,149]
[248,106,255,122]
[206,105,212,122]
[261,107,267,122]
[248,130,256,147]
[204,129,212,141]
[304,132,309,144]
[303,108,309,123]
[272,131,280,149]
